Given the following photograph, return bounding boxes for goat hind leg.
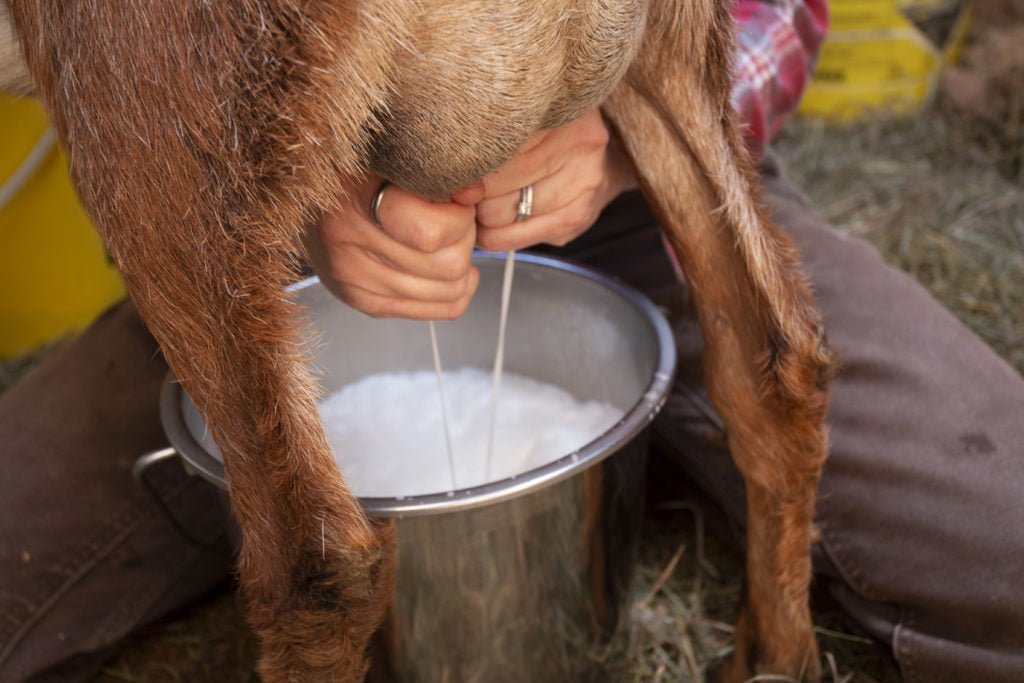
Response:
[602,3,834,679]
[6,1,397,679]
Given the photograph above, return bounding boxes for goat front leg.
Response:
[602,2,836,680]
[7,1,401,679]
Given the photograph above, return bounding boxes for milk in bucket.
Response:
[318,366,621,497]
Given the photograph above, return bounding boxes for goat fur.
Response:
[4,1,834,680]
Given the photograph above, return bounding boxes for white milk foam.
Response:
[318,366,621,498]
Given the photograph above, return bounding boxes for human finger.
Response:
[372,181,478,255]
[306,175,481,318]
[308,223,481,319]
[476,189,606,252]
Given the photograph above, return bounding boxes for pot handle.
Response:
[132,447,228,556]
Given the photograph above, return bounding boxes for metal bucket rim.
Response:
[160,251,676,518]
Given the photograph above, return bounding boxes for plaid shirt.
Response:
[731,0,829,159]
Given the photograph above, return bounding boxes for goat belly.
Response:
[365,0,646,199]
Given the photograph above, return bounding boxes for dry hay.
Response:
[629,476,902,683]
[775,112,1023,376]
[940,0,1024,179]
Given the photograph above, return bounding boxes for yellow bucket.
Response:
[0,93,124,359]
[800,0,973,119]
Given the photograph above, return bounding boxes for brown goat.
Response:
[3,1,834,680]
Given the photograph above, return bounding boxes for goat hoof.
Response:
[706,650,821,683]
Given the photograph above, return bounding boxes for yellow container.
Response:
[800,0,972,119]
[0,93,124,359]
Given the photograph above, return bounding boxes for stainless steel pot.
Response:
[141,252,675,681]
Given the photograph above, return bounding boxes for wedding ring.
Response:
[370,180,391,228]
[516,185,534,221]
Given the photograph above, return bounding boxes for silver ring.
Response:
[370,180,390,228]
[516,185,533,221]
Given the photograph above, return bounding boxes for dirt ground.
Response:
[3,0,1019,680]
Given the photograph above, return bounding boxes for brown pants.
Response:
[2,156,1022,681]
